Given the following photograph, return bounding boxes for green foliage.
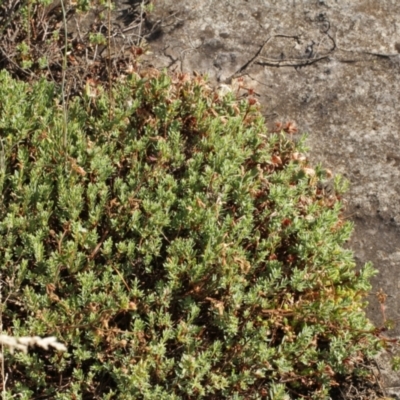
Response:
[89,32,107,46]
[0,69,382,399]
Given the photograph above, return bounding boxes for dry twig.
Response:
[0,335,67,355]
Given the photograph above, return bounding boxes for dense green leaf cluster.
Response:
[0,69,380,399]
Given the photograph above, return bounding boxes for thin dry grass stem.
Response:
[107,0,113,120]
[60,0,68,149]
[0,335,67,355]
[0,138,5,174]
[137,0,145,45]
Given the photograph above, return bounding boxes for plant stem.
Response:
[107,0,113,121]
[60,0,68,149]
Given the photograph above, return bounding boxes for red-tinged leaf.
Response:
[281,218,292,227]
[284,121,298,134]
[271,154,282,165]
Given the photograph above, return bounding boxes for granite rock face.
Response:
[116,0,400,394]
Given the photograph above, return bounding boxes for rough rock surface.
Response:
[112,0,400,396]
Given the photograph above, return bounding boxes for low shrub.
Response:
[0,68,381,399]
